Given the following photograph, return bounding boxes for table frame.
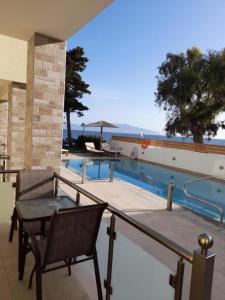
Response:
[16,195,79,280]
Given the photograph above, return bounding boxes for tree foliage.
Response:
[155,47,225,143]
[64,47,91,145]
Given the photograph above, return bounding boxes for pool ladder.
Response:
[183,176,224,226]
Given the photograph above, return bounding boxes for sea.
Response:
[63,129,225,146]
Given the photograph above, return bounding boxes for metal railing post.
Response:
[54,177,58,197]
[109,162,114,182]
[104,214,116,300]
[15,173,19,201]
[167,180,174,211]
[76,191,80,205]
[82,159,86,184]
[189,233,215,300]
[2,158,6,182]
[169,257,185,300]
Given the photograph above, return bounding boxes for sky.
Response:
[67,0,225,138]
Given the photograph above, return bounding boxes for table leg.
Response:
[40,220,46,238]
[2,159,6,182]
[18,219,23,280]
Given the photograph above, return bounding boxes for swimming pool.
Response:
[62,158,225,223]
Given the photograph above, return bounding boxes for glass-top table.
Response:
[15,195,79,280]
[16,195,78,221]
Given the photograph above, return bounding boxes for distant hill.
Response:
[67,123,160,135]
[114,123,160,135]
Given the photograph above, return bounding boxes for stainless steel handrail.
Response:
[0,169,20,174]
[183,176,224,226]
[56,173,193,263]
[1,169,216,299]
[0,169,194,261]
[2,169,218,299]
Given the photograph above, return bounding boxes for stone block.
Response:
[39,107,52,115]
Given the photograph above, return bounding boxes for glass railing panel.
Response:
[96,218,110,283]
[0,182,15,223]
[86,160,111,180]
[111,229,174,300]
[80,218,110,287]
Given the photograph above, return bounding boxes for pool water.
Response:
[62,158,225,223]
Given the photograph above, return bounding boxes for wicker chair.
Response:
[9,168,55,242]
[24,203,107,300]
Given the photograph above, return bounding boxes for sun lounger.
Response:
[102,143,120,157]
[85,142,105,155]
[62,149,69,156]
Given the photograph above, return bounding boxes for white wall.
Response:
[0,34,27,83]
[111,140,225,179]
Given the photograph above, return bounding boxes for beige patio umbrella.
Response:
[86,120,118,149]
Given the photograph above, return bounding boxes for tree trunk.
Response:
[193,132,204,144]
[66,110,72,147]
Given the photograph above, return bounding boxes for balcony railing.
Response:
[56,173,215,300]
[0,170,216,300]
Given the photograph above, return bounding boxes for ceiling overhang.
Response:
[0,0,113,41]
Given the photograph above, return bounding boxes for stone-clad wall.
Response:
[0,101,8,146]
[7,83,26,169]
[25,33,66,170]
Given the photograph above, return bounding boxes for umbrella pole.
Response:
[100,126,103,150]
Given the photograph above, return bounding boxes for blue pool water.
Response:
[62,158,225,223]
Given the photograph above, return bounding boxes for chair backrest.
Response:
[18,168,55,201]
[43,203,108,266]
[109,141,116,150]
[85,142,96,151]
[101,143,110,152]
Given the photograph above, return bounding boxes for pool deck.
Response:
[61,153,225,300]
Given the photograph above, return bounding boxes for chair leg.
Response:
[9,208,17,242]
[20,232,29,280]
[65,259,71,276]
[36,266,42,300]
[68,263,71,276]
[29,265,36,289]
[93,251,103,300]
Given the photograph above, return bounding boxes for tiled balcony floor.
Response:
[0,223,98,300]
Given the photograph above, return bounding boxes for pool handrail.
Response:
[183,176,224,226]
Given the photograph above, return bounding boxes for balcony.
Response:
[0,163,223,300]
